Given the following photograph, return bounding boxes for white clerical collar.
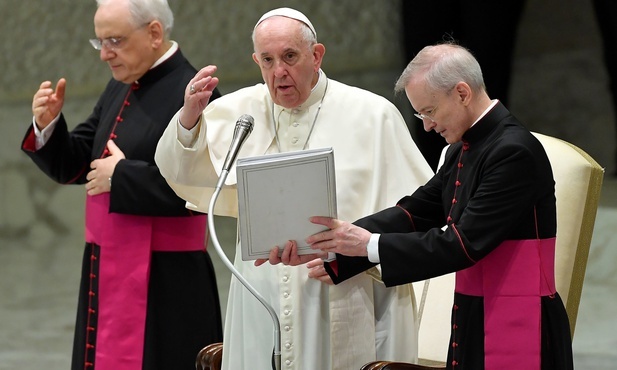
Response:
[298,69,326,109]
[312,69,323,92]
[470,99,499,128]
[151,41,178,69]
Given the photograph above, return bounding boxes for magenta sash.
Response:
[84,193,206,370]
[455,238,556,370]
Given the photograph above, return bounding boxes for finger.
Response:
[189,76,217,96]
[306,230,333,246]
[280,241,296,264]
[309,216,335,227]
[281,240,302,266]
[33,83,54,104]
[33,93,50,105]
[254,258,267,267]
[195,65,217,79]
[268,247,281,265]
[32,95,50,114]
[201,76,219,93]
[311,273,334,285]
[55,78,66,101]
[187,78,206,96]
[90,159,98,170]
[186,69,217,95]
[87,186,101,196]
[306,257,324,269]
[37,80,52,90]
[279,245,289,264]
[307,264,326,278]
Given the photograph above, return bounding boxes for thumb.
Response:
[310,216,336,228]
[106,140,121,155]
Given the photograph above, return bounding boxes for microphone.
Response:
[222,114,254,172]
[207,114,282,370]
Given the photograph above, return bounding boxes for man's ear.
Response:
[312,43,326,71]
[455,81,472,106]
[147,20,165,48]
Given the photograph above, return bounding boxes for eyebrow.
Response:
[259,47,299,57]
[416,105,434,114]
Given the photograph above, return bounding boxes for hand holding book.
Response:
[236,148,337,260]
[254,239,333,285]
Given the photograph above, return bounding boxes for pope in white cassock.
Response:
[155,7,433,370]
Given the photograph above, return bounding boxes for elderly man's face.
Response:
[252,17,324,109]
[93,2,158,84]
[406,79,471,144]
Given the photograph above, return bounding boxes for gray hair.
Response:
[96,0,174,38]
[394,43,485,95]
[251,18,317,52]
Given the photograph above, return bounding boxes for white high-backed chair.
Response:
[360,132,604,370]
[195,133,605,370]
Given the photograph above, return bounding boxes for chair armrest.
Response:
[360,361,446,370]
[196,342,223,370]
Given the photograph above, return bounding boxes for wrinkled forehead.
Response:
[94,1,134,34]
[253,18,309,52]
[406,78,440,110]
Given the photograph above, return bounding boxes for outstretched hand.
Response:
[306,257,334,285]
[179,65,219,130]
[254,240,333,285]
[254,240,325,267]
[32,78,66,129]
[306,216,371,257]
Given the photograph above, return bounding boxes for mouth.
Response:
[276,84,292,92]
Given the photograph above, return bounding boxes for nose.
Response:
[273,60,288,78]
[423,119,436,132]
[99,46,115,61]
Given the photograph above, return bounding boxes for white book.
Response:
[236,147,337,260]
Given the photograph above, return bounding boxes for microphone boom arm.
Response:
[207,114,281,370]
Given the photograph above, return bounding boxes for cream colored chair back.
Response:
[411,132,604,365]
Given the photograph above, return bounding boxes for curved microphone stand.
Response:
[208,168,281,370]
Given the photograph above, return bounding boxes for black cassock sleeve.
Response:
[324,178,446,285]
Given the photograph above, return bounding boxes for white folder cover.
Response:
[236,147,337,260]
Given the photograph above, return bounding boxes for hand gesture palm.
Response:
[32,78,66,129]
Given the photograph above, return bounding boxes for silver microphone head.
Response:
[222,114,255,172]
[235,114,255,135]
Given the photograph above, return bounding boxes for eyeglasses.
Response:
[413,86,457,122]
[414,105,438,123]
[414,112,436,122]
[89,36,128,51]
[89,22,151,51]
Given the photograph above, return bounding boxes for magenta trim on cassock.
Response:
[455,238,557,370]
[84,193,206,370]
